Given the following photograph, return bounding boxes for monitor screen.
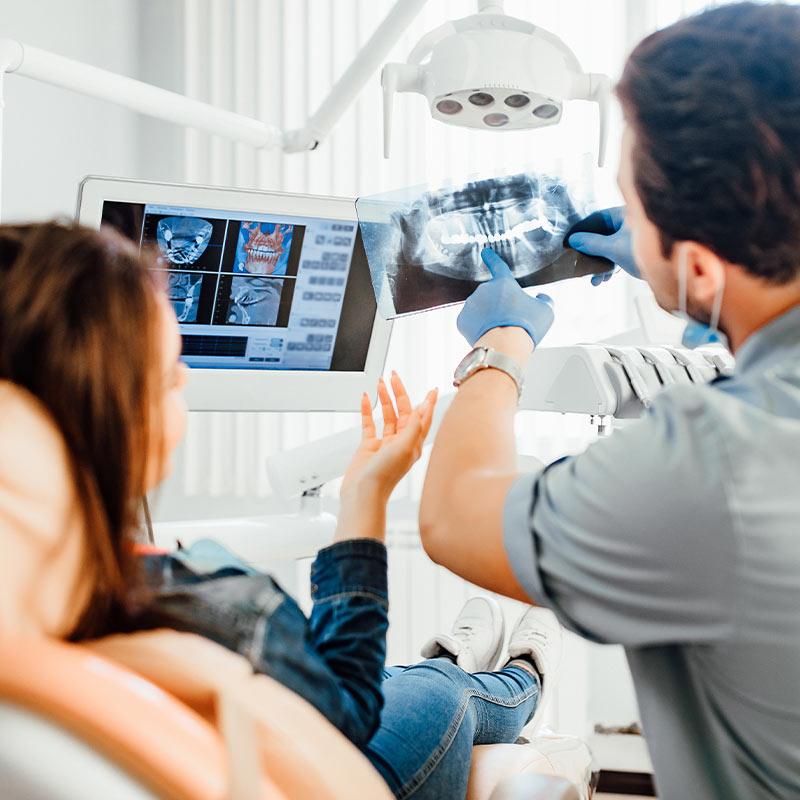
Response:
[100,200,375,373]
[78,178,391,411]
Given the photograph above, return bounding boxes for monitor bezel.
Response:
[77,176,393,412]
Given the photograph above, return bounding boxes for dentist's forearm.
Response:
[430,326,532,472]
[419,327,533,597]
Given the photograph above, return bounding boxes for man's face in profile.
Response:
[617,126,680,313]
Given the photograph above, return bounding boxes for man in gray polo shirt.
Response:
[419,4,800,799]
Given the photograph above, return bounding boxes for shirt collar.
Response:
[734,303,800,376]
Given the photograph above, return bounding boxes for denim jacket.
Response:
[131,538,389,749]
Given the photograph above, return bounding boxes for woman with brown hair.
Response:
[0,221,556,800]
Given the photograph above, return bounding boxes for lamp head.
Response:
[382,8,610,166]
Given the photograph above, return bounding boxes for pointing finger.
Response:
[481,248,514,280]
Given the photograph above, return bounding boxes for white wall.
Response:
[0,0,137,221]
[0,0,185,222]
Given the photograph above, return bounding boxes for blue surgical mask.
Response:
[672,248,728,349]
[679,319,724,349]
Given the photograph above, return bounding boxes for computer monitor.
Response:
[76,177,392,411]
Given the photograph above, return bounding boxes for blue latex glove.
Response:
[457,249,555,347]
[567,206,640,285]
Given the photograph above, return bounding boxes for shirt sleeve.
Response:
[504,386,739,647]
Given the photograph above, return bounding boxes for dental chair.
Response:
[0,635,589,800]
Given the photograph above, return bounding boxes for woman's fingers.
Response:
[419,388,438,441]
[393,387,437,456]
[377,378,398,436]
[390,371,413,430]
[361,392,377,441]
[373,376,437,454]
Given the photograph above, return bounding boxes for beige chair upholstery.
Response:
[0,633,593,799]
[469,736,594,800]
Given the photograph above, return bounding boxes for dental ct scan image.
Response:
[167,270,204,323]
[233,221,294,276]
[146,213,228,271]
[357,159,608,318]
[225,276,283,326]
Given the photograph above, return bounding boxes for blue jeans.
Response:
[131,539,540,798]
[367,662,540,799]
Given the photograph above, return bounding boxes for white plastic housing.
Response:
[382,10,610,166]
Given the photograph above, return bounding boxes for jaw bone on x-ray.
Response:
[357,162,607,318]
[168,271,204,323]
[226,277,282,326]
[156,217,213,266]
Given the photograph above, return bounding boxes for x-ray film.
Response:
[356,161,608,319]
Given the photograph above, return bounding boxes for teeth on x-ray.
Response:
[392,173,581,282]
[157,217,213,266]
[167,271,203,323]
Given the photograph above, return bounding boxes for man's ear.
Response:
[683,242,726,306]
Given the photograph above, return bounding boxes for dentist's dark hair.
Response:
[0,221,163,639]
[617,1,800,283]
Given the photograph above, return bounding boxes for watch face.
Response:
[454,347,487,381]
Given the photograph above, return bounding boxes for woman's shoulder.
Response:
[0,380,78,537]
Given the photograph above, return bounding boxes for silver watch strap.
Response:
[483,349,524,399]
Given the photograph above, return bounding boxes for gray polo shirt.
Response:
[504,305,800,800]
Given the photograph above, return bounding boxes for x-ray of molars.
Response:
[234,222,294,276]
[156,217,213,266]
[395,174,580,281]
[226,276,282,326]
[167,271,204,323]
[357,163,607,318]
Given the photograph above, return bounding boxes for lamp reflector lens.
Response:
[436,99,463,115]
[469,92,494,107]
[533,103,559,119]
[483,113,509,127]
[505,94,530,108]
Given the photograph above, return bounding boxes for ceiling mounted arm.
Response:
[569,72,612,167]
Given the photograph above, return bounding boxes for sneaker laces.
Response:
[454,625,477,649]
[517,629,549,647]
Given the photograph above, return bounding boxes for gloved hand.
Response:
[567,206,639,285]
[457,249,555,347]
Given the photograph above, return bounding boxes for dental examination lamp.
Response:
[382,0,611,165]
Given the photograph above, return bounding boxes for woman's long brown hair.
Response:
[0,222,163,639]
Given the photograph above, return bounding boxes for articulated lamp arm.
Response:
[0,0,428,217]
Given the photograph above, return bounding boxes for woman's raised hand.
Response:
[341,372,437,503]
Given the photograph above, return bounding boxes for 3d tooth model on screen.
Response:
[357,170,610,318]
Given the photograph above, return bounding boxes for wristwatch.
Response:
[453,347,524,400]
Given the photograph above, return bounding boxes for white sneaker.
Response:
[505,606,564,734]
[420,596,505,673]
